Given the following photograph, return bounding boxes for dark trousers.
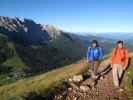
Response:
[89,60,101,76]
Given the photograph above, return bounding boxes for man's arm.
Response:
[86,47,90,62]
[109,48,116,64]
[99,47,104,60]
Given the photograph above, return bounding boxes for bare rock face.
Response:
[0,16,68,45]
[43,24,62,39]
[0,16,77,46]
[0,17,30,33]
[0,16,49,44]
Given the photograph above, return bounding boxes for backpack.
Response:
[88,47,101,60]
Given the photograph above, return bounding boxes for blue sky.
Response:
[0,0,133,33]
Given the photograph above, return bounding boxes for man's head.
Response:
[117,40,124,49]
[91,40,98,48]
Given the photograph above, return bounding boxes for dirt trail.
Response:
[53,60,132,100]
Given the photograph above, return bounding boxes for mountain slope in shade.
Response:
[0,16,80,45]
[0,16,51,45]
[0,16,89,85]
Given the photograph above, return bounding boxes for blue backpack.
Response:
[87,47,103,61]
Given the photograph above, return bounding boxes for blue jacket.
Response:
[87,46,103,61]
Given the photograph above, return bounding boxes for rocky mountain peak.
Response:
[0,16,66,45]
[41,24,62,38]
[0,16,25,32]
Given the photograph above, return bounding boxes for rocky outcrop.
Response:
[50,63,130,100]
[0,16,50,45]
[0,16,71,45]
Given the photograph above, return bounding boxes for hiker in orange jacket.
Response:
[110,40,129,91]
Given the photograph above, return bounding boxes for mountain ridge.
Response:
[0,16,90,85]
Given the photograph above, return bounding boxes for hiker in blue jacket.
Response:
[87,40,103,78]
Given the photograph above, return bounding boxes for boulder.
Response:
[80,85,89,92]
[72,75,83,82]
[69,82,79,90]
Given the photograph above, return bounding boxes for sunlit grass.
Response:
[0,60,88,100]
[2,56,26,69]
[2,42,26,69]
[124,54,133,92]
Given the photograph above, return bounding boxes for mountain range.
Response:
[86,32,133,41]
[0,16,132,86]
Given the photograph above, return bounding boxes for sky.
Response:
[0,0,133,33]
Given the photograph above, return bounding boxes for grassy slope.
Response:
[2,42,26,69]
[0,54,133,100]
[0,32,86,87]
[0,35,27,86]
[124,53,133,92]
[0,60,88,100]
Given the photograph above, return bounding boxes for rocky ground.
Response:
[50,60,133,100]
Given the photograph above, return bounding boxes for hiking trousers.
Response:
[89,61,101,76]
[112,64,123,87]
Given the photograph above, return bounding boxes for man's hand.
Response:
[123,67,126,70]
[110,64,113,68]
[108,60,112,65]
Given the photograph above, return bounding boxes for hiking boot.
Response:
[100,76,104,80]
[119,88,124,92]
[88,69,93,73]
[92,74,98,79]
[116,87,124,92]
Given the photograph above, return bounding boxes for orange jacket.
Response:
[110,48,129,69]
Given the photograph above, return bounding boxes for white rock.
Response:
[68,87,72,91]
[68,78,73,82]
[69,83,79,90]
[73,97,77,100]
[72,75,83,82]
[80,85,89,92]
[100,76,104,80]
